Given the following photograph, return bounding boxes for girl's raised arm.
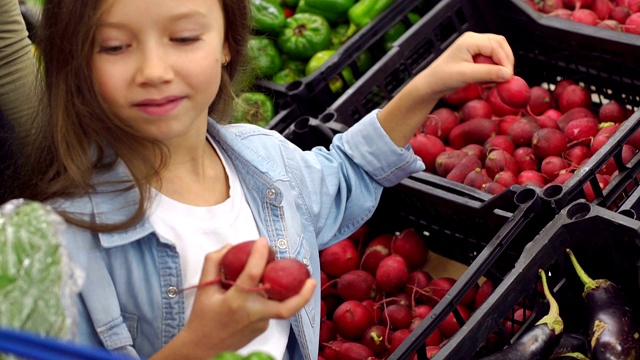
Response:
[378,32,514,148]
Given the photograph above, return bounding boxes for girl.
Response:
[2,0,514,359]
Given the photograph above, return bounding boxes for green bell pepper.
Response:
[295,0,355,24]
[348,0,395,28]
[247,37,282,79]
[250,0,286,34]
[330,23,351,49]
[277,13,331,60]
[305,50,354,93]
[355,49,373,75]
[382,22,407,51]
[407,11,421,25]
[272,68,299,84]
[232,92,276,127]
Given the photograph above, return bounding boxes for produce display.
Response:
[410,64,638,198]
[523,0,640,34]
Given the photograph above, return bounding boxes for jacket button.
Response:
[303,257,310,266]
[266,189,276,198]
[277,239,287,249]
[167,286,179,298]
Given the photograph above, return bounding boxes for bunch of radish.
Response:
[524,0,640,34]
[410,55,639,199]
[317,224,494,360]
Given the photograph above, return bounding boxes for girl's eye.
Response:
[172,37,200,44]
[98,44,129,54]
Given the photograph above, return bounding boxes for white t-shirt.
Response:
[148,138,290,359]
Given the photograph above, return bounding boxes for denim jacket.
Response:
[55,110,425,360]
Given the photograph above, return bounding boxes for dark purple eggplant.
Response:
[480,269,563,360]
[567,249,640,360]
[550,332,589,358]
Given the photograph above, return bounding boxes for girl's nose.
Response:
[135,46,173,86]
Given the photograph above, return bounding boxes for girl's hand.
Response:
[158,238,316,360]
[378,32,514,148]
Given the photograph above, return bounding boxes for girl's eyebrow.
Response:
[96,10,209,29]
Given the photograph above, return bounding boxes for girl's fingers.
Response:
[258,278,317,319]
[233,237,270,288]
[200,244,232,285]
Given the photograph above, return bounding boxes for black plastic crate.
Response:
[364,183,552,360]
[260,0,444,132]
[423,200,640,359]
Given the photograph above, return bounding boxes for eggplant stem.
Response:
[537,269,564,335]
[566,248,598,294]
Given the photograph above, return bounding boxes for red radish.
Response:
[599,144,637,176]
[464,168,493,190]
[541,0,566,12]
[618,0,640,12]
[438,305,472,338]
[332,300,375,339]
[552,79,577,103]
[599,18,623,30]
[496,76,531,109]
[557,107,596,132]
[413,304,434,320]
[599,100,628,123]
[421,277,456,305]
[626,126,640,150]
[497,115,520,135]
[409,134,446,173]
[424,327,442,347]
[423,108,460,141]
[534,113,560,129]
[624,12,640,34]
[336,341,374,360]
[513,147,540,172]
[486,87,521,116]
[321,271,336,298]
[336,270,377,301]
[426,345,442,358]
[527,86,553,115]
[361,325,389,355]
[583,173,610,201]
[262,258,310,301]
[360,234,392,276]
[517,170,546,188]
[460,99,493,122]
[484,150,519,180]
[592,0,615,19]
[564,0,594,8]
[473,54,496,64]
[551,170,575,185]
[320,319,337,344]
[507,118,541,147]
[558,85,592,113]
[320,239,359,278]
[543,108,563,123]
[448,117,497,149]
[382,304,414,330]
[494,170,517,188]
[484,135,516,155]
[611,5,632,23]
[361,299,382,324]
[461,143,487,162]
[475,279,494,309]
[460,282,480,308]
[446,155,483,183]
[564,145,592,167]
[320,340,345,360]
[570,8,600,25]
[549,8,574,18]
[502,308,532,337]
[443,83,482,106]
[541,156,569,180]
[391,228,429,269]
[531,128,568,158]
[349,223,368,246]
[435,150,469,177]
[405,270,432,298]
[564,117,599,147]
[321,300,327,320]
[388,329,412,353]
[219,240,276,285]
[376,254,410,293]
[590,123,619,154]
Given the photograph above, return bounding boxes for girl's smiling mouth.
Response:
[134,96,185,116]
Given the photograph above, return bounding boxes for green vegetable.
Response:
[348,0,395,28]
[305,50,353,93]
[281,59,307,77]
[272,68,300,84]
[250,0,286,34]
[354,49,373,75]
[232,92,276,127]
[330,23,352,49]
[407,11,421,25]
[277,13,331,60]
[247,37,283,79]
[284,0,299,6]
[211,351,275,360]
[0,200,69,339]
[382,22,408,51]
[295,0,355,24]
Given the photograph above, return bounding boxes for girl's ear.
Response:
[222,43,231,66]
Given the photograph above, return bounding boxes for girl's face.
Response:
[92,0,230,144]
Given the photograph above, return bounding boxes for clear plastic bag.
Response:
[0,199,83,347]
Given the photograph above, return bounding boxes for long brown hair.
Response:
[16,0,251,232]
